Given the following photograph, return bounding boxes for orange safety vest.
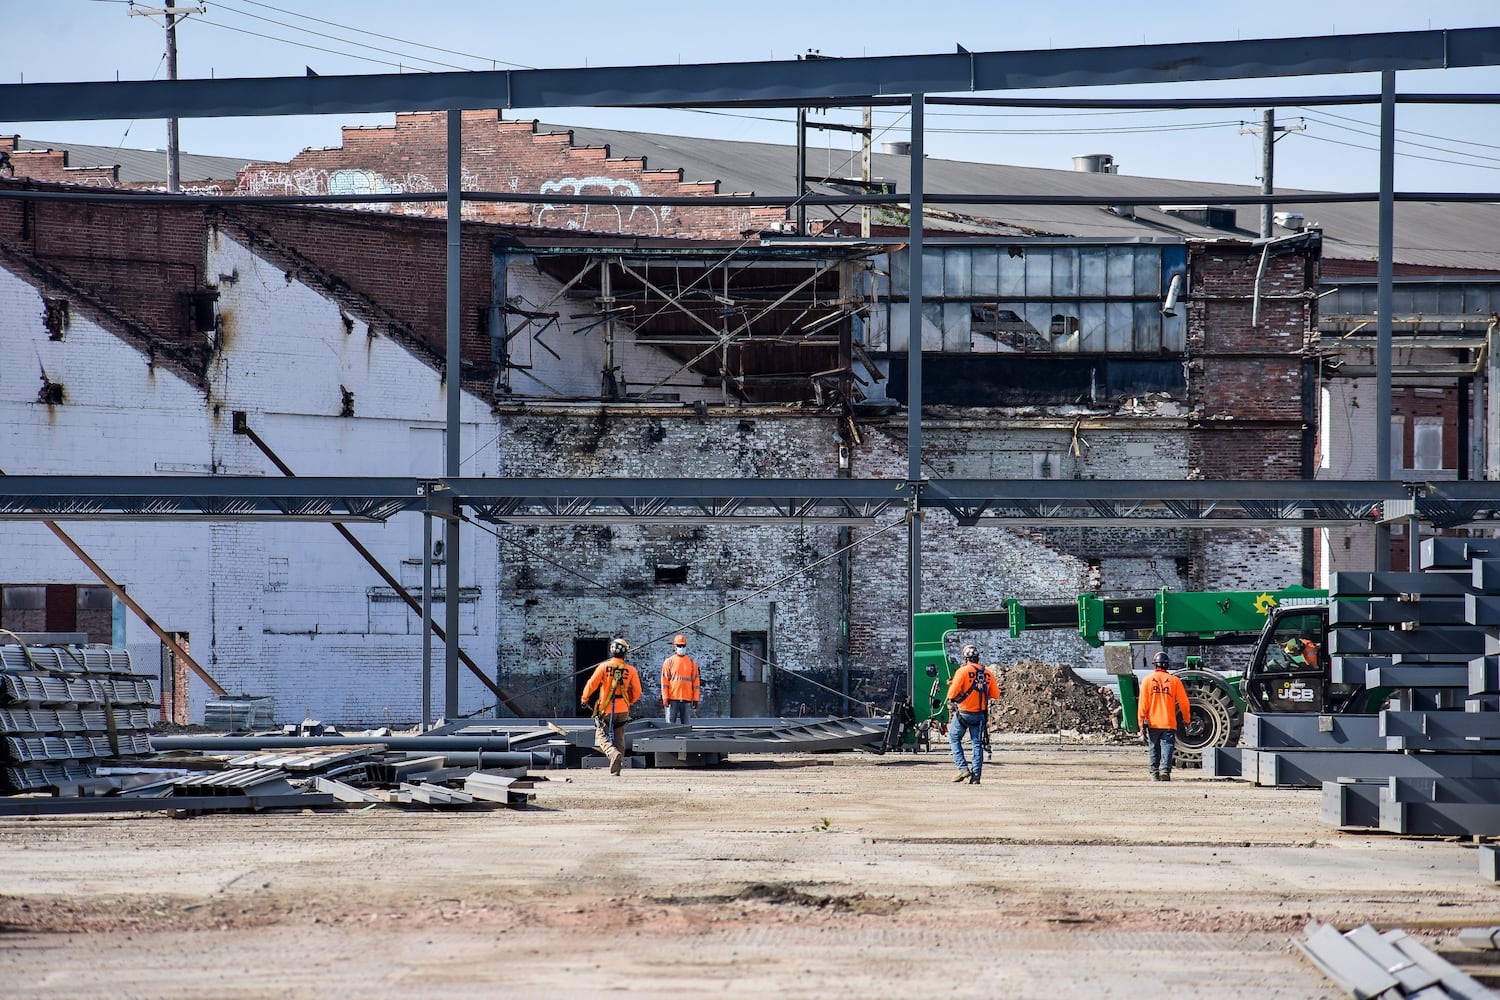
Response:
[582,658,641,717]
[945,662,998,713]
[660,653,701,703]
[1137,667,1191,730]
[1287,638,1319,667]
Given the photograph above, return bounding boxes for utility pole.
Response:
[129,2,206,193]
[1239,109,1306,237]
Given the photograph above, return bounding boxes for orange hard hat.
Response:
[673,635,687,645]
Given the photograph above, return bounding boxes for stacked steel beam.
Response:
[0,641,158,793]
[1229,538,1500,839]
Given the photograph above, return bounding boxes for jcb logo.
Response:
[1277,683,1315,703]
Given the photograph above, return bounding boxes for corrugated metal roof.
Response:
[16,139,250,185]
[544,123,1500,272]
[20,127,1499,271]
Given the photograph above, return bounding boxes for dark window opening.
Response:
[0,583,112,644]
[886,355,1184,407]
[190,289,219,334]
[42,297,69,340]
[654,564,689,584]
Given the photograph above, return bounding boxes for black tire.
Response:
[1174,677,1243,769]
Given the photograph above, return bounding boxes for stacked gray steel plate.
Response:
[1238,538,1500,841]
[0,642,159,793]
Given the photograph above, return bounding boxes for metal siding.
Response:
[1106,301,1135,352]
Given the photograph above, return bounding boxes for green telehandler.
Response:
[903,587,1389,766]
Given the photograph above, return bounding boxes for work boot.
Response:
[609,751,623,776]
[1150,770,1159,781]
[952,768,972,783]
[1159,770,1171,782]
[969,771,981,785]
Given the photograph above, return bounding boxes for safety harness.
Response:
[953,663,991,713]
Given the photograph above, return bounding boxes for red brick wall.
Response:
[0,138,121,187]
[233,111,787,238]
[0,178,503,385]
[1187,239,1318,481]
[217,205,499,381]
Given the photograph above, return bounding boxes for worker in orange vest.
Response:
[660,634,701,727]
[945,644,999,785]
[581,637,641,776]
[1138,650,1192,781]
[1282,636,1319,668]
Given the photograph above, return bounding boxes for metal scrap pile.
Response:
[986,658,1122,736]
[0,641,158,793]
[0,738,547,816]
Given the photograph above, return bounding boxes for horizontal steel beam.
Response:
[2,476,1499,526]
[1242,713,1384,750]
[1248,748,1500,787]
[5,29,1497,124]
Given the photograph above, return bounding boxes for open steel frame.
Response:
[4,28,1500,714]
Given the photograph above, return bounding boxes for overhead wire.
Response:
[223,0,535,69]
[206,1,474,72]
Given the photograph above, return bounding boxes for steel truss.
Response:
[2,476,1499,527]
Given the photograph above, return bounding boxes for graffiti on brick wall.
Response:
[235,166,485,216]
[537,175,668,233]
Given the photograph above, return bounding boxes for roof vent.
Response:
[1072,153,1117,173]
[881,141,911,156]
[1273,211,1306,231]
[1161,204,1238,230]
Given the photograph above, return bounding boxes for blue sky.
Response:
[3,0,1499,193]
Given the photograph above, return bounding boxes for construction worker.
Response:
[581,638,642,776]
[1283,636,1319,668]
[660,634,701,726]
[1138,650,1192,781]
[945,644,999,785]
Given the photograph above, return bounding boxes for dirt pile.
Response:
[989,659,1120,735]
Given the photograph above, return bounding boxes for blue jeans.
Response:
[949,709,986,776]
[1146,727,1177,773]
[666,700,693,726]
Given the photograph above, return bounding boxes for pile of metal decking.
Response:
[0,638,157,793]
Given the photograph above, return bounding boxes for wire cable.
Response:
[207,1,475,72]
[224,0,535,69]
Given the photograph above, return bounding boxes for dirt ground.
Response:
[1,740,1497,999]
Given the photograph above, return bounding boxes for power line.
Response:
[1295,105,1500,152]
[1292,112,1500,165]
[190,16,421,72]
[226,0,534,69]
[208,1,475,73]
[1292,130,1500,172]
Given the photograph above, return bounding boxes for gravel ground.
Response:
[1,741,1496,999]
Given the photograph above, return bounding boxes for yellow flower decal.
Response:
[1253,592,1277,615]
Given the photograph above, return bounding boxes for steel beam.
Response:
[1245,748,1500,787]
[4,476,1499,526]
[1243,713,1384,750]
[1381,710,1500,740]
[1364,666,1470,688]
[1321,779,1385,827]
[5,29,1498,124]
[1380,796,1500,836]
[1329,597,1468,626]
[1329,628,1490,657]
[1330,571,1475,597]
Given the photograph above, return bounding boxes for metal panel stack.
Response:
[1297,921,1494,999]
[202,695,275,731]
[0,640,158,793]
[1229,538,1500,841]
